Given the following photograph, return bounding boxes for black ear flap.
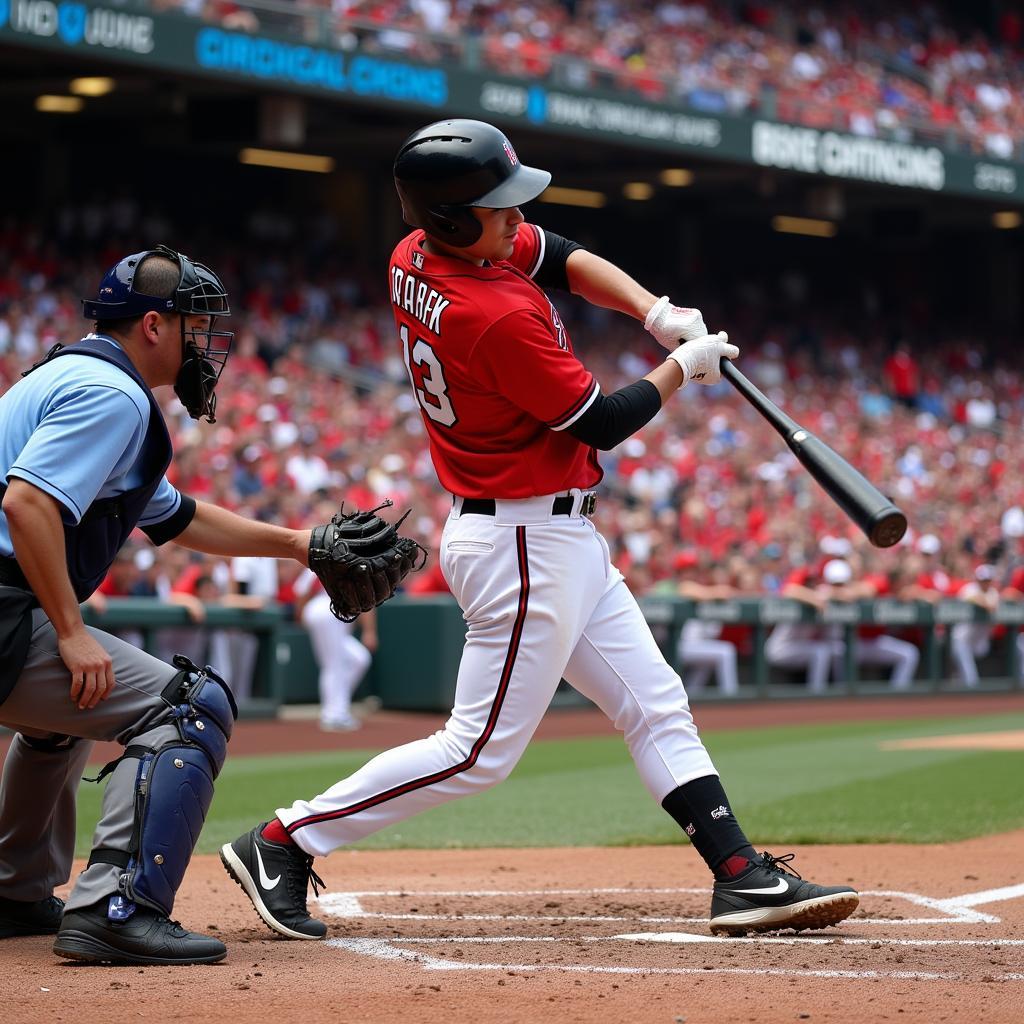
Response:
[428,207,483,247]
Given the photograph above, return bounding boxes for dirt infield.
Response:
[2,693,1023,1023]
[3,836,1023,1024]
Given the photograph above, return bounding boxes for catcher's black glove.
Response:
[308,500,427,622]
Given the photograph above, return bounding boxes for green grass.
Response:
[73,712,1024,855]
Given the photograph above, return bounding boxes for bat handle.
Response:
[719,357,802,436]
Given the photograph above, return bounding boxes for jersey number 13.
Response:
[401,323,457,427]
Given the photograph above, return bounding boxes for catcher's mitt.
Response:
[308,500,427,622]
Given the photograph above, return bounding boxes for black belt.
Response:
[460,493,597,517]
[0,558,30,592]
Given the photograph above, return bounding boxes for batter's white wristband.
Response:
[644,295,670,333]
[665,346,691,389]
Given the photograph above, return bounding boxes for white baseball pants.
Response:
[765,624,845,693]
[844,635,920,689]
[679,634,737,700]
[278,492,717,855]
[950,623,991,687]
[302,592,371,724]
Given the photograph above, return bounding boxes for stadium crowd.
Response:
[2,206,1022,633]
[155,0,1024,158]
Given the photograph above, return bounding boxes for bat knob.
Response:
[870,509,908,549]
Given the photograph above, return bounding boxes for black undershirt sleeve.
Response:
[564,379,662,451]
[140,493,197,546]
[533,230,584,291]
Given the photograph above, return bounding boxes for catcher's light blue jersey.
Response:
[0,334,182,557]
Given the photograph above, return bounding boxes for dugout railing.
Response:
[78,596,1024,715]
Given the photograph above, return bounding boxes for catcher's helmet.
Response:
[82,244,230,322]
[82,245,233,423]
[394,119,551,247]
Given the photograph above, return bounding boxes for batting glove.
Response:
[666,332,739,388]
[644,295,709,351]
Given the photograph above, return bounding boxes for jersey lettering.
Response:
[401,324,457,427]
[388,229,603,497]
[392,267,451,335]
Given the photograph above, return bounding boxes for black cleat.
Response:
[220,823,327,940]
[0,894,65,938]
[709,852,859,935]
[53,900,226,965]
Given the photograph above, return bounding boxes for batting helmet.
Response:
[394,119,552,247]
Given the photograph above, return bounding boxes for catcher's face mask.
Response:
[82,243,233,423]
[170,250,232,423]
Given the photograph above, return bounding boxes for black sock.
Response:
[661,775,757,879]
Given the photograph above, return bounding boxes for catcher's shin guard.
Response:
[88,657,237,917]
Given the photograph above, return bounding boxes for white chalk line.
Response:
[323,888,709,896]
[317,884,1011,926]
[327,937,972,982]
[319,909,985,926]
[612,933,1024,948]
[321,882,1024,983]
[932,882,1024,910]
[351,933,1024,949]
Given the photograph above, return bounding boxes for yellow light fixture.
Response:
[239,148,335,173]
[35,95,84,113]
[537,186,607,209]
[771,215,837,238]
[660,168,693,187]
[623,182,654,200]
[70,77,115,97]
[993,210,1022,229]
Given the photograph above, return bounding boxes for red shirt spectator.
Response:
[884,348,920,402]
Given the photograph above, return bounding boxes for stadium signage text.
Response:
[2,4,1020,204]
[2,0,153,53]
[195,28,447,106]
[695,601,743,622]
[973,162,1018,194]
[752,121,945,191]
[480,81,722,149]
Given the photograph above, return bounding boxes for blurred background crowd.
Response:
[5,0,1024,699]
[152,0,1024,158]
[2,201,1021,619]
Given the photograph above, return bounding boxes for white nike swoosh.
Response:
[728,877,789,896]
[254,845,282,890]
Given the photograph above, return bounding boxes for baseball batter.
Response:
[221,120,859,940]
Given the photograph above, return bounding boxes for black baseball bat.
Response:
[720,359,907,548]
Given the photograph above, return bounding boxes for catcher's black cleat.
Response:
[0,894,65,938]
[709,852,859,935]
[220,824,327,940]
[53,900,226,965]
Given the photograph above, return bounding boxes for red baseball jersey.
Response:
[388,224,603,498]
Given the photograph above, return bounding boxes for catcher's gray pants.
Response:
[0,609,180,910]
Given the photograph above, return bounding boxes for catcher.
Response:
[0,244,419,965]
